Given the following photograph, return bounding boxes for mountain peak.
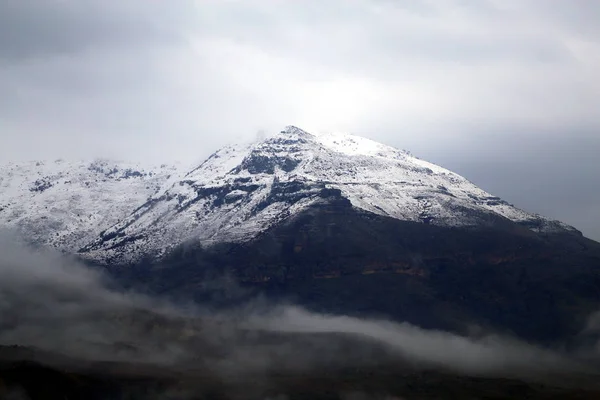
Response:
[0,127,579,265]
[70,127,579,264]
[280,125,311,136]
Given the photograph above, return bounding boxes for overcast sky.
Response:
[1,0,599,239]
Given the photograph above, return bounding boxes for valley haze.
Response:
[0,233,596,375]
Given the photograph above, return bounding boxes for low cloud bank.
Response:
[0,232,596,379]
[244,307,575,375]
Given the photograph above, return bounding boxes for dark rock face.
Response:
[113,199,600,345]
[30,178,53,193]
[238,153,301,174]
[87,161,146,180]
[81,172,353,260]
[234,131,310,175]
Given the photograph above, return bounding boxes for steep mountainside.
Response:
[119,199,600,343]
[1,127,599,344]
[80,126,578,264]
[0,159,181,251]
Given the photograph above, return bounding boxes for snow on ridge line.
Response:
[77,126,579,264]
[285,126,457,177]
[0,126,580,264]
[277,128,569,226]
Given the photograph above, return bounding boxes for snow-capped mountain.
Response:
[3,127,595,346]
[0,159,182,251]
[77,126,578,264]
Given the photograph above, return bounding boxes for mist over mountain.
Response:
[1,233,600,399]
[1,127,600,398]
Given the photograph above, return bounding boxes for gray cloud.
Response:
[198,0,574,67]
[0,0,194,61]
[527,0,600,37]
[0,0,598,239]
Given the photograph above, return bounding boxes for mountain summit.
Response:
[2,127,599,343]
[76,126,577,264]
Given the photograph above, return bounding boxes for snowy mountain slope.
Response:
[80,126,578,265]
[0,159,182,251]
